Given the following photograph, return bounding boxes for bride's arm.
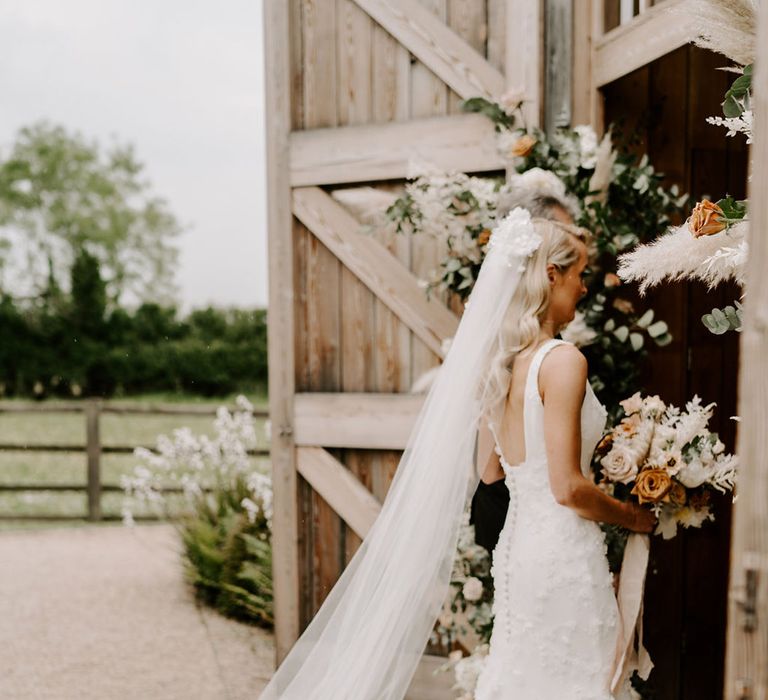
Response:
[539,345,654,533]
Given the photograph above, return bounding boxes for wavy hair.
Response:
[480,218,590,427]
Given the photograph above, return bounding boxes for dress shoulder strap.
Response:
[525,338,570,403]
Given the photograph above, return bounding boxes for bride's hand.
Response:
[626,502,656,534]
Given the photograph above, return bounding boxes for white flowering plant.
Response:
[121,395,274,626]
[430,511,494,698]
[594,392,737,544]
[430,511,494,650]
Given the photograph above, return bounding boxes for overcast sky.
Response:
[0,0,268,310]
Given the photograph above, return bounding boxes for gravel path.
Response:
[0,523,275,700]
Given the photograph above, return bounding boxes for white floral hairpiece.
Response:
[486,207,542,271]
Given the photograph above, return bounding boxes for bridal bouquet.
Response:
[595,392,737,539]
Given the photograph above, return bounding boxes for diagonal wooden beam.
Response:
[292,187,459,358]
[290,113,505,187]
[296,446,382,539]
[593,0,695,88]
[352,0,505,99]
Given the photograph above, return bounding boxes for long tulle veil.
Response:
[260,208,541,699]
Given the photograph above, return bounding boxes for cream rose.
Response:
[600,448,638,484]
[462,576,484,602]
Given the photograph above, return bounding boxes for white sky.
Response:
[0,0,268,310]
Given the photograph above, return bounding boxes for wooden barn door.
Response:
[264,0,544,669]
[601,45,747,699]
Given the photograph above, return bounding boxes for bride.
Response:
[260,209,656,700]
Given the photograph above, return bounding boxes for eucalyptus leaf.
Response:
[604,318,616,332]
[647,320,668,338]
[636,309,654,328]
[613,325,629,343]
[629,332,644,351]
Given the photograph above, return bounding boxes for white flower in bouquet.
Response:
[648,423,677,462]
[672,395,716,447]
[641,394,666,418]
[676,456,714,489]
[462,577,484,602]
[619,392,643,416]
[677,506,715,529]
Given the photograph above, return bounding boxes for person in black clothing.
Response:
[469,191,576,559]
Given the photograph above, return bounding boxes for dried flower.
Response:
[604,272,621,288]
[688,199,727,238]
[632,467,673,504]
[511,134,537,157]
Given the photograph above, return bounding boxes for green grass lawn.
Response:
[0,392,270,528]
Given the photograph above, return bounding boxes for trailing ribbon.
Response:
[610,533,654,694]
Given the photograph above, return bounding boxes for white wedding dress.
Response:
[474,338,630,700]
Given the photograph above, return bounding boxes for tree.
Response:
[70,248,106,339]
[0,121,181,305]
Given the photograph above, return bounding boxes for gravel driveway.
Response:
[0,523,275,700]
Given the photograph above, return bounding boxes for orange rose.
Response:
[688,199,726,238]
[512,134,537,157]
[604,273,621,288]
[477,229,491,246]
[612,298,635,315]
[668,481,687,507]
[631,467,673,504]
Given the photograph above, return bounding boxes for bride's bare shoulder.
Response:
[538,343,587,399]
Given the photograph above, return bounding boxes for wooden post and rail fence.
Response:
[0,400,270,522]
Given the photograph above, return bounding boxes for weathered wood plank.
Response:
[371,21,411,122]
[337,0,373,125]
[301,0,346,622]
[352,0,505,98]
[447,0,487,113]
[724,1,768,693]
[302,0,338,127]
[408,0,450,390]
[263,0,300,661]
[336,0,377,564]
[505,0,543,128]
[294,392,425,449]
[292,187,459,357]
[289,113,505,186]
[593,0,695,88]
[296,447,382,538]
[486,0,505,73]
[571,0,594,126]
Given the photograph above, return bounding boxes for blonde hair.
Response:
[480,218,590,427]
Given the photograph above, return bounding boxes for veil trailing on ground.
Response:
[260,208,542,700]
